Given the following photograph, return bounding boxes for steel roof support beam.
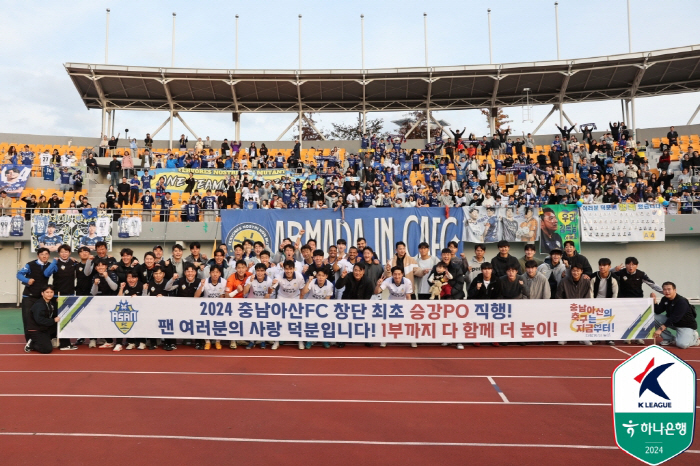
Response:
[531,105,557,135]
[403,115,426,138]
[276,115,300,141]
[161,76,175,149]
[489,69,503,135]
[302,113,327,141]
[228,77,241,141]
[629,57,651,141]
[175,112,199,140]
[557,64,574,129]
[150,115,173,139]
[91,73,108,137]
[426,74,434,143]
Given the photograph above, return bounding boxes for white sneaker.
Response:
[271,342,279,350]
[229,341,237,349]
[137,342,146,350]
[24,339,32,353]
[99,342,114,349]
[580,341,593,346]
[125,343,136,350]
[380,342,387,347]
[456,344,464,350]
[636,339,645,345]
[113,344,123,352]
[558,341,567,345]
[51,338,59,348]
[298,341,304,350]
[659,339,674,346]
[410,342,417,348]
[88,339,97,348]
[441,343,449,346]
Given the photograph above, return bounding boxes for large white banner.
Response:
[58,296,655,343]
[580,203,665,242]
[462,206,540,243]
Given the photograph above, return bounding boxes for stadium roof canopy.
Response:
[65,45,700,114]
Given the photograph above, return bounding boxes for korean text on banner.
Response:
[580,203,665,242]
[58,297,655,343]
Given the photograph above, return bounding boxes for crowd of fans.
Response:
[5,123,700,219]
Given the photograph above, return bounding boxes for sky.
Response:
[1,0,700,141]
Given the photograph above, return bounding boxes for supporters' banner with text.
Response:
[539,204,580,254]
[57,296,656,343]
[462,206,540,243]
[138,168,320,194]
[30,213,113,252]
[0,164,32,198]
[580,203,665,242]
[221,207,464,264]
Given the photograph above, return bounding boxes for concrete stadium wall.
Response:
[1,215,699,305]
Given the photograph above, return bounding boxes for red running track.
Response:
[0,338,698,465]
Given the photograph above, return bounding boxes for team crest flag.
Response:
[612,345,696,465]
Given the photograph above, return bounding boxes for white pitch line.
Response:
[0,432,697,452]
[610,346,632,356]
[0,370,613,379]
[0,393,611,406]
[487,376,510,403]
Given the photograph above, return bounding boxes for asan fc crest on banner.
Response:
[110,300,138,334]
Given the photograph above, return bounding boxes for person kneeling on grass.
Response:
[651,282,699,349]
[24,285,77,353]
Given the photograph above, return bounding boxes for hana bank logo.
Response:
[635,358,674,408]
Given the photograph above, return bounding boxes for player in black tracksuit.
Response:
[145,265,177,350]
[75,247,94,297]
[89,258,119,348]
[118,271,147,350]
[24,285,70,354]
[44,244,79,297]
[17,248,52,342]
[176,264,203,349]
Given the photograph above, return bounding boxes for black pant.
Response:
[21,297,39,342]
[118,194,129,206]
[129,189,139,205]
[28,327,70,353]
[28,331,53,354]
[160,210,170,222]
[418,293,431,300]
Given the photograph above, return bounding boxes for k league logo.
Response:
[612,345,696,465]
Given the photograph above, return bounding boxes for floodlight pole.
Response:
[554,3,560,60]
[423,13,428,67]
[361,14,366,134]
[171,13,176,67]
[105,9,110,64]
[360,14,365,70]
[235,15,239,69]
[554,3,564,127]
[626,0,632,52]
[487,9,493,64]
[298,14,303,145]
